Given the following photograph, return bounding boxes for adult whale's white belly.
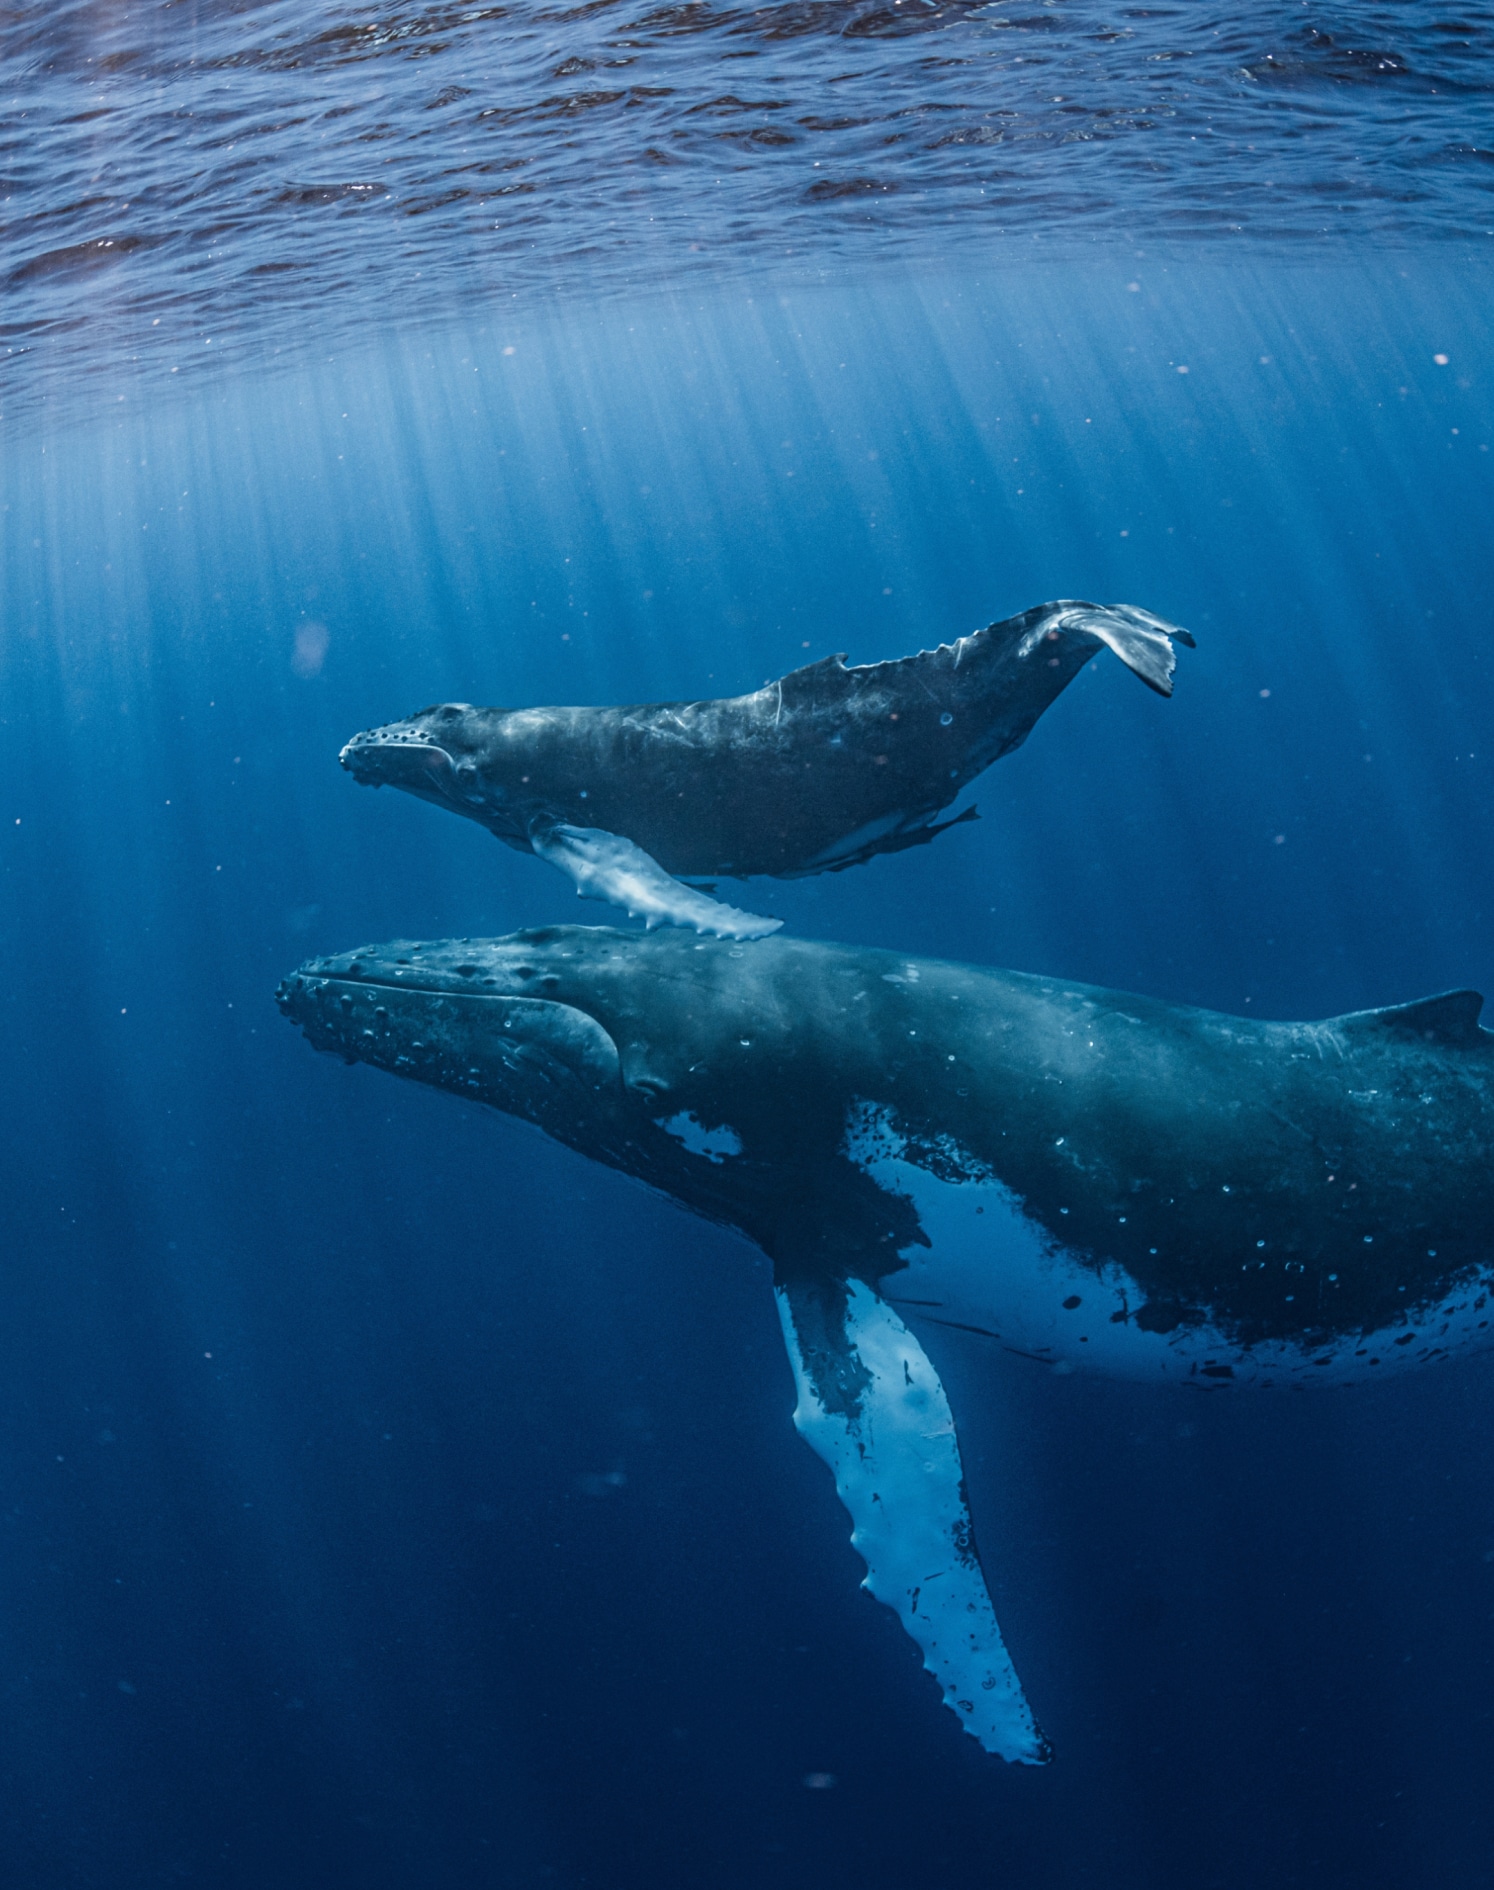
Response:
[847,1101,1494,1388]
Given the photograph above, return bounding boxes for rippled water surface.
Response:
[4,0,1492,397]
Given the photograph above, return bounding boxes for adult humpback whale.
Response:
[339,599,1191,939]
[277,926,1494,1762]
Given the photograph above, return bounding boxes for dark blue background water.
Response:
[3,123,1494,1890]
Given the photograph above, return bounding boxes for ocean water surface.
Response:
[3,4,1494,1888]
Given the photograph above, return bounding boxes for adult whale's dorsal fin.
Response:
[530,823,783,941]
[775,1277,1050,1765]
[1333,989,1486,1046]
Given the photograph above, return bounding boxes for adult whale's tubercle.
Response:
[277,927,1494,1763]
[339,599,1192,939]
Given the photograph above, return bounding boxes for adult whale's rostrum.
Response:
[339,599,1192,939]
[277,927,1494,1762]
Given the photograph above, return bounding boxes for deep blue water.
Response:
[4,4,1494,1884]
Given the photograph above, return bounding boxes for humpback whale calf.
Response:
[339,599,1191,939]
[277,926,1494,1762]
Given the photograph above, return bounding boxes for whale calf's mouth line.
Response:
[338,733,458,782]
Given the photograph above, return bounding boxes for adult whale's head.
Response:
[277,924,1494,1762]
[274,925,927,1277]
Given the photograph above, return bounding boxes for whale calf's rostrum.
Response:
[277,927,1494,1760]
[339,599,1191,938]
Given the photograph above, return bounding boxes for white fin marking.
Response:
[531,824,782,941]
[775,1280,1049,1763]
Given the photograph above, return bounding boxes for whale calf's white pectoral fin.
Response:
[774,1278,1050,1765]
[530,824,782,942]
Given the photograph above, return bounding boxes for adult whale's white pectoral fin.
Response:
[775,1278,1050,1765]
[530,824,782,941]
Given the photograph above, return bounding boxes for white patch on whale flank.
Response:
[842,1102,1494,1388]
[659,1112,743,1162]
[843,1101,1184,1379]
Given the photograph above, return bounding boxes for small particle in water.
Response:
[940,711,953,726]
[1434,353,1449,366]
[803,1773,837,1790]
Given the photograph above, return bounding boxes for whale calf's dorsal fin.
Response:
[1333,989,1486,1046]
